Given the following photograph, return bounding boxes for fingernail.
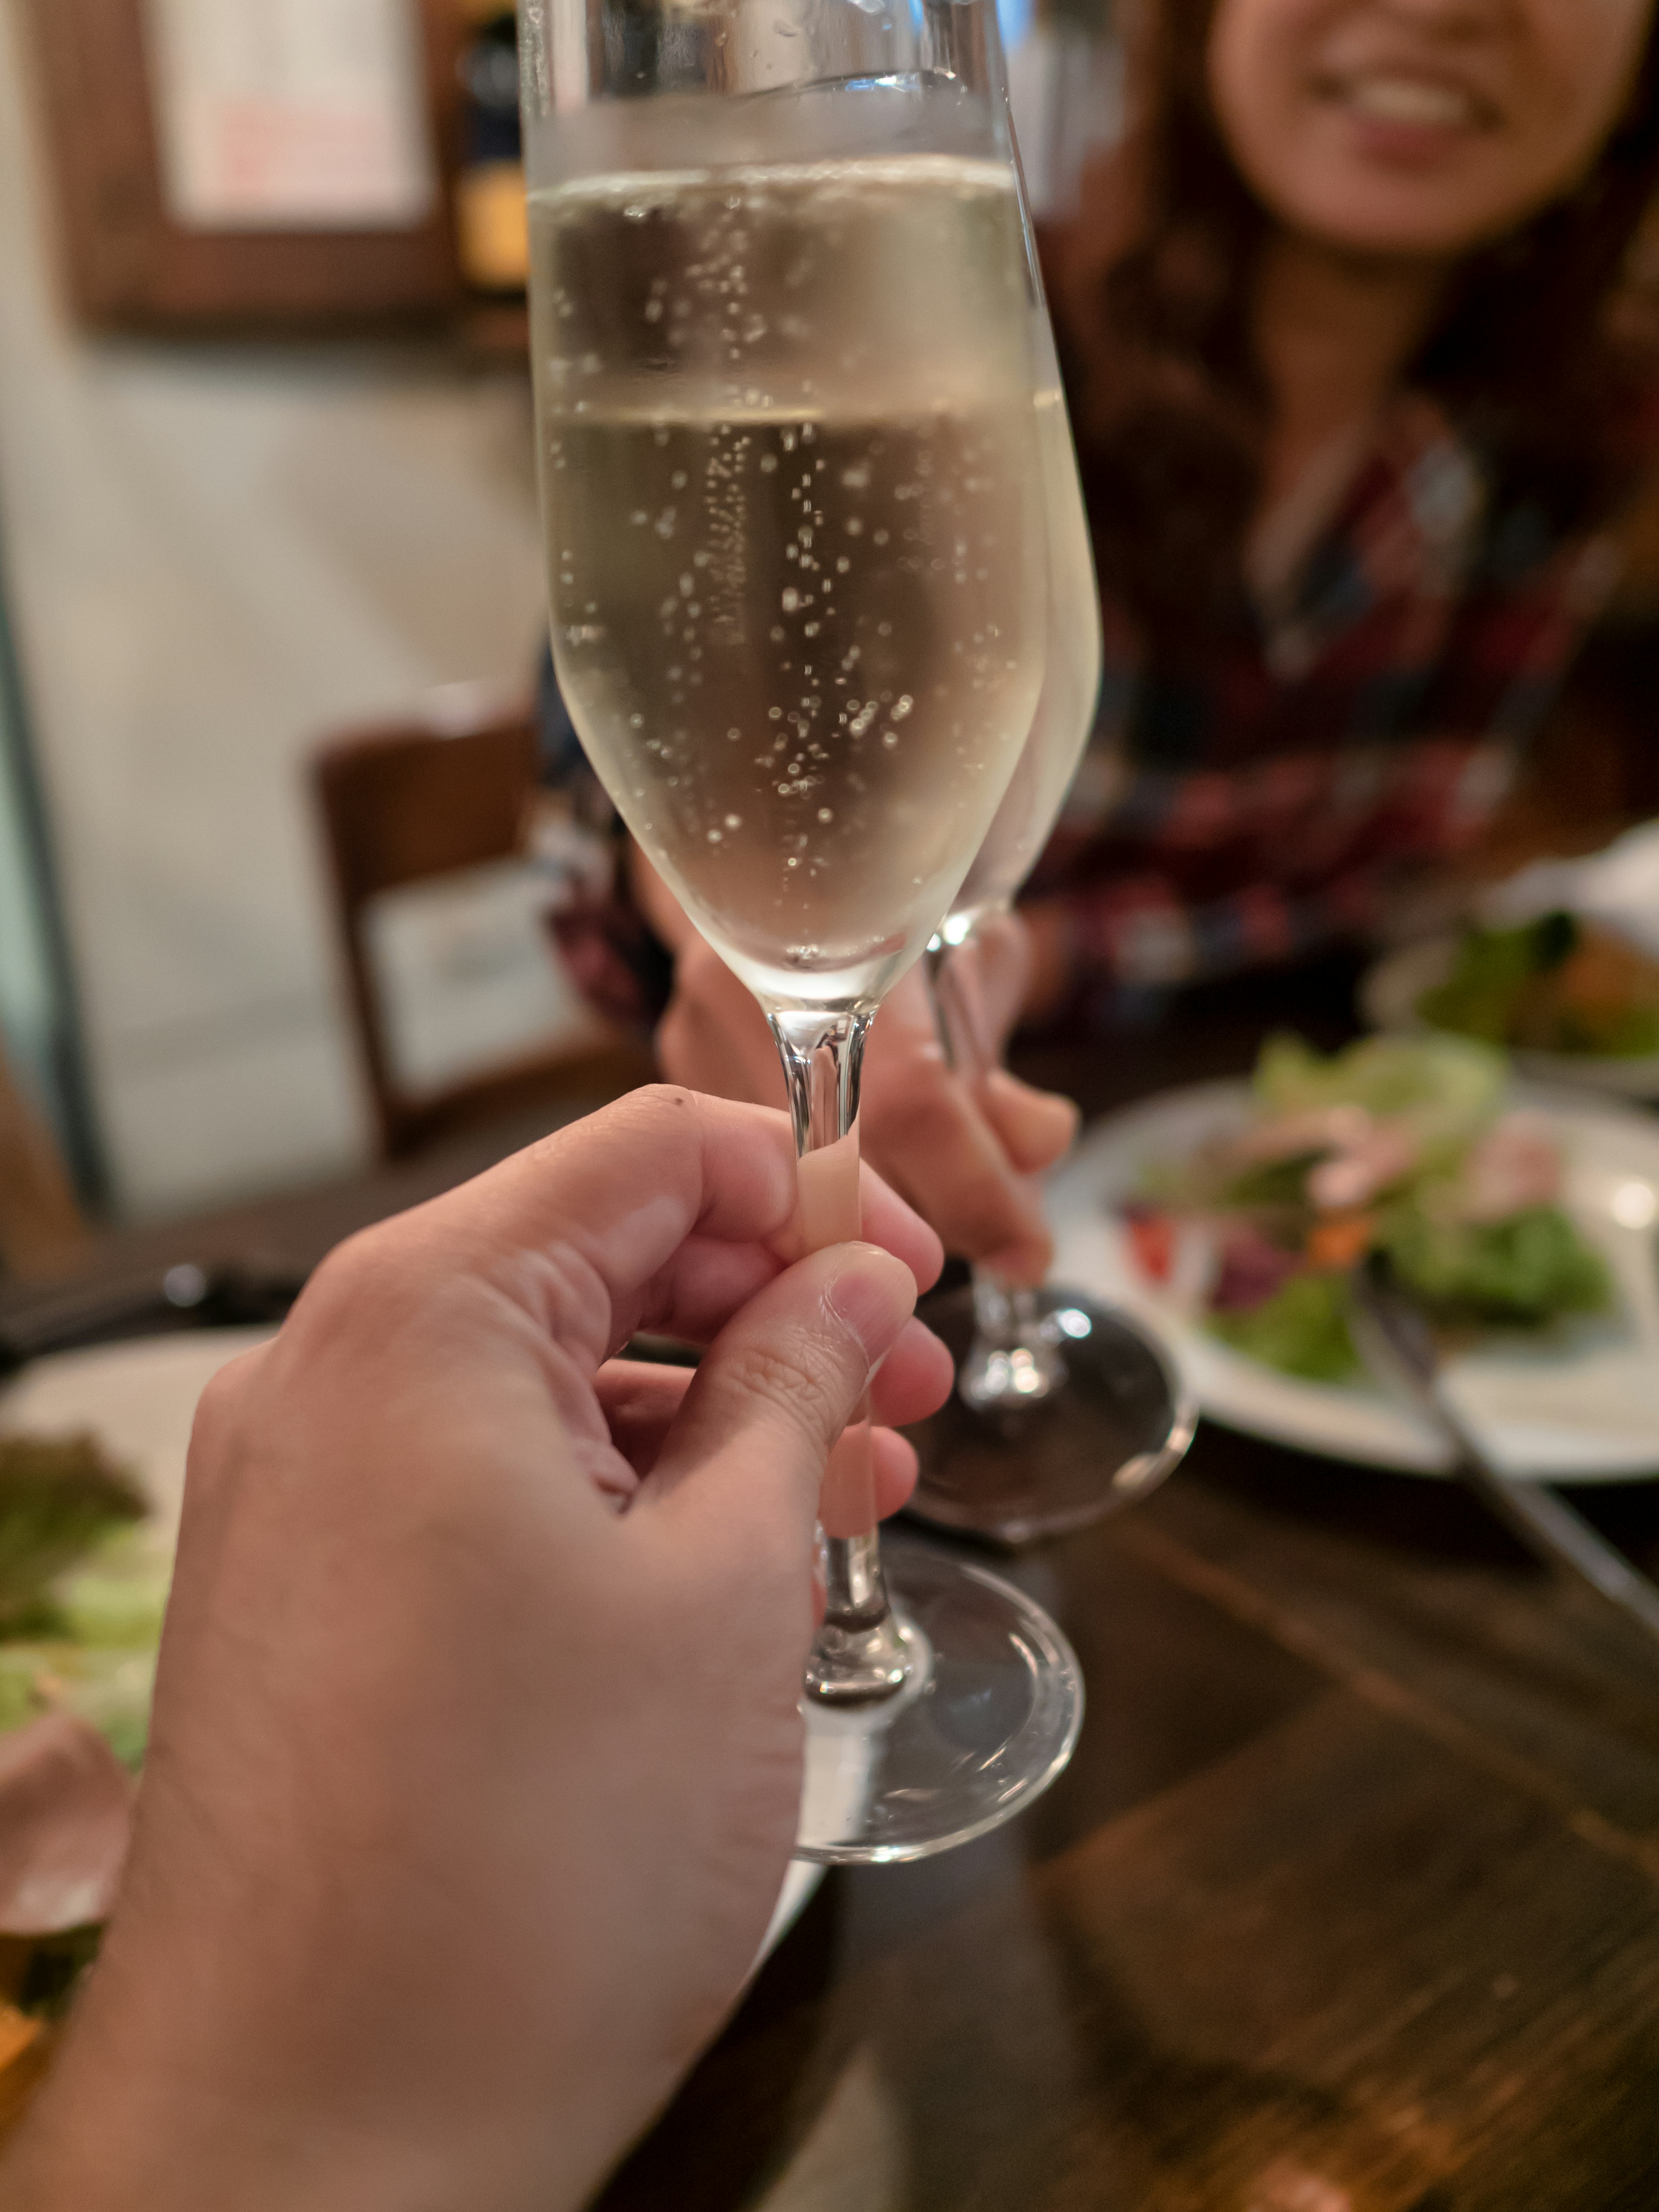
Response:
[823,1247,916,1365]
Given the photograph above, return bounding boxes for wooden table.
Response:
[594,958,1659,2212]
[13,959,1659,2208]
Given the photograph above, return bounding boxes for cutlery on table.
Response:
[1349,1249,1659,1651]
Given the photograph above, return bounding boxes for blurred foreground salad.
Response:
[0,1432,166,1767]
[1124,1036,1611,1382]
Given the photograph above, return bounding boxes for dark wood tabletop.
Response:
[10,956,1659,2209]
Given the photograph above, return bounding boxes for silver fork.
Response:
[1349,1250,1659,1648]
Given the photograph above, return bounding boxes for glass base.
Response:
[794,1535,1083,1865]
[905,1286,1195,1547]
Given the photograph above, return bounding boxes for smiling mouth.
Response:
[1319,73,1492,133]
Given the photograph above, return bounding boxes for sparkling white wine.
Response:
[950,382,1102,924]
[531,158,1046,1008]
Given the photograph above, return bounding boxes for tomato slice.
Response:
[1124,1208,1176,1284]
[1306,1213,1375,1272]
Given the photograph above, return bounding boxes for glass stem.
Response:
[928,919,999,1314]
[770,1007,911,1707]
[973,1269,1038,1347]
[925,934,957,1072]
[930,947,1019,1321]
[925,922,1067,1417]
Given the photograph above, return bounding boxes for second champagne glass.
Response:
[521,0,1084,1860]
[909,316,1195,1543]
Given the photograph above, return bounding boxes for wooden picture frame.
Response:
[17,0,467,333]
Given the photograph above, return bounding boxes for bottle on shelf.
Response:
[454,4,526,295]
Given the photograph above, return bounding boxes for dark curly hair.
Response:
[1045,0,1659,659]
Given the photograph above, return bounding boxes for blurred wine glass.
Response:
[899,0,1192,1546]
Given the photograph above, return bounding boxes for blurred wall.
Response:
[0,0,550,1220]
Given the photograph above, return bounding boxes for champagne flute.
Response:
[901,197,1192,1540]
[923,313,1102,1409]
[520,0,1083,1860]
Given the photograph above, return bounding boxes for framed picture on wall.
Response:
[19,0,467,331]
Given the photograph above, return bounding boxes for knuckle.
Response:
[192,1357,252,1445]
[513,1239,610,1354]
[185,1345,270,1501]
[634,1079,701,1117]
[269,1220,439,1365]
[302,1224,390,1313]
[604,1081,705,1154]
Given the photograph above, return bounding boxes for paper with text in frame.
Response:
[144,0,437,231]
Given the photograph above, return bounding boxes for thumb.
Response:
[637,1242,918,1541]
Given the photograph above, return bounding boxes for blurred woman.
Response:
[1024,0,1659,1019]
[545,0,1659,1265]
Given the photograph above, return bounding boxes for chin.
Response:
[1280,178,1519,263]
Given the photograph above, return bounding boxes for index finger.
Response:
[420,1084,943,1318]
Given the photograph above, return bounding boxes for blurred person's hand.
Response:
[3,1089,950,2212]
[659,912,1079,1286]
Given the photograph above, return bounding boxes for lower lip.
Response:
[1323,90,1487,165]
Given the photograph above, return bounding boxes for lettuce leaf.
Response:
[53,1527,172,1650]
[1420,914,1576,1045]
[1381,1205,1611,1324]
[0,1436,146,1639]
[0,1439,164,1765]
[0,1642,158,1770]
[1253,1033,1505,1150]
[1208,1271,1360,1382]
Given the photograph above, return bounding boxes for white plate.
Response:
[1363,938,1659,1101]
[0,1326,278,1533]
[1046,1081,1659,1482]
[0,1326,833,1958]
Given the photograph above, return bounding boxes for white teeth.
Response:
[1344,76,1475,129]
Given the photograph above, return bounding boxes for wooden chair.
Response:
[311,689,651,1159]
[0,1041,90,1281]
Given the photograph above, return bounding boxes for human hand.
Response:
[658,915,1077,1285]
[4,1089,950,2212]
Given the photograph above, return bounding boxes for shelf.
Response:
[456,299,529,364]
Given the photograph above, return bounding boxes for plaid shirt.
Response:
[540,390,1615,1026]
[1032,392,1617,1007]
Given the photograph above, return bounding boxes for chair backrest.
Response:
[0,1041,89,1281]
[311,689,648,1158]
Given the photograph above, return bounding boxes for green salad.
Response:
[1420,911,1659,1058]
[0,1433,169,1767]
[1125,1035,1612,1382]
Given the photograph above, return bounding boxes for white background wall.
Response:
[0,0,551,1218]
